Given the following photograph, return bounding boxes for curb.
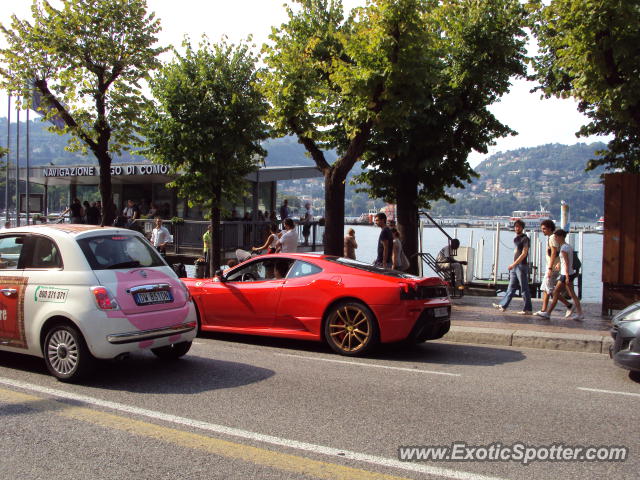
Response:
[444,326,614,354]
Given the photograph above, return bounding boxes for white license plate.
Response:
[433,307,449,318]
[135,290,173,305]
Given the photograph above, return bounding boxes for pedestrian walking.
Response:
[539,229,584,321]
[535,219,572,318]
[493,219,533,315]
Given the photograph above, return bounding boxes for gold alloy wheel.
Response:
[327,303,372,354]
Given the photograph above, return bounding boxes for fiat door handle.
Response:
[1,288,17,297]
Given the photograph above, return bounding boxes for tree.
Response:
[263,0,400,256]
[0,0,165,225]
[357,0,527,272]
[144,38,269,273]
[530,0,640,173]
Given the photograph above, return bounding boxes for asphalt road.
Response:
[0,333,638,480]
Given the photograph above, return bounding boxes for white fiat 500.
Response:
[0,224,197,382]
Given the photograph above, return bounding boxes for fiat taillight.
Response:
[91,286,119,310]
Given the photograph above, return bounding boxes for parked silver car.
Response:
[610,301,640,373]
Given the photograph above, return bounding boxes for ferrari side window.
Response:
[288,260,321,278]
[226,262,261,282]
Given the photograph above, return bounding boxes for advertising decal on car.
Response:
[0,276,29,349]
[34,286,69,303]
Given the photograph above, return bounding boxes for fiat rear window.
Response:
[77,234,165,270]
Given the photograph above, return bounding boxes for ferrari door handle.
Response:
[1,288,17,297]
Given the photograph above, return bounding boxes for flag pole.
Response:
[15,106,20,227]
[26,107,30,225]
[5,94,10,226]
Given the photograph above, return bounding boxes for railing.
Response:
[134,218,324,257]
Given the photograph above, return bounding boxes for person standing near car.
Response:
[374,212,393,269]
[493,219,533,315]
[150,217,171,254]
[343,228,358,260]
[391,228,409,271]
[202,224,212,264]
[301,202,313,246]
[62,198,84,224]
[279,199,289,223]
[276,218,298,253]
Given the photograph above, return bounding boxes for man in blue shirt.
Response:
[493,219,533,315]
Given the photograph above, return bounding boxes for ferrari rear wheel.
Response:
[325,301,378,356]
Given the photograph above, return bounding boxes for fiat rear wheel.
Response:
[44,324,94,382]
[324,301,378,356]
[151,341,192,360]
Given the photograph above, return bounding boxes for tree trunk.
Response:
[97,155,115,226]
[396,171,420,275]
[210,187,222,274]
[323,169,346,256]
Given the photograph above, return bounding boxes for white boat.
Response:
[595,216,604,233]
[509,209,552,230]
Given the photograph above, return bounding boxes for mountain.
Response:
[0,118,608,221]
[428,143,607,222]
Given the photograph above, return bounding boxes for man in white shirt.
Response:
[150,217,171,254]
[276,218,298,253]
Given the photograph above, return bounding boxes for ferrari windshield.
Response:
[325,257,416,278]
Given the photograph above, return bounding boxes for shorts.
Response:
[558,273,578,284]
[542,270,559,294]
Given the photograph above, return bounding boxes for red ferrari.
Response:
[183,254,451,356]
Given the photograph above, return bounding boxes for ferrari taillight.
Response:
[91,286,119,310]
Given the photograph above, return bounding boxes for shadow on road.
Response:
[376,341,527,366]
[0,350,275,394]
[197,332,526,367]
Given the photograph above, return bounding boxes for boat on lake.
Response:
[509,209,553,230]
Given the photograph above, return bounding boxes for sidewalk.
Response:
[444,296,613,354]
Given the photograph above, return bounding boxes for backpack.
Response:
[572,252,582,273]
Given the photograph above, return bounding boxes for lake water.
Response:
[346,225,603,302]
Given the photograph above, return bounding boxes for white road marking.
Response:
[578,387,640,398]
[275,353,461,377]
[0,377,500,480]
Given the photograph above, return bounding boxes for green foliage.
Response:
[530,0,640,172]
[145,37,269,210]
[0,0,165,223]
[0,0,164,154]
[358,0,527,208]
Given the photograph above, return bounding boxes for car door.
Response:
[0,234,28,349]
[274,260,325,331]
[200,258,291,329]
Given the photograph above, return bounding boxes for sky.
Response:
[0,0,607,168]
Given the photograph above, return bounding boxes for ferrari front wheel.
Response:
[324,301,378,356]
